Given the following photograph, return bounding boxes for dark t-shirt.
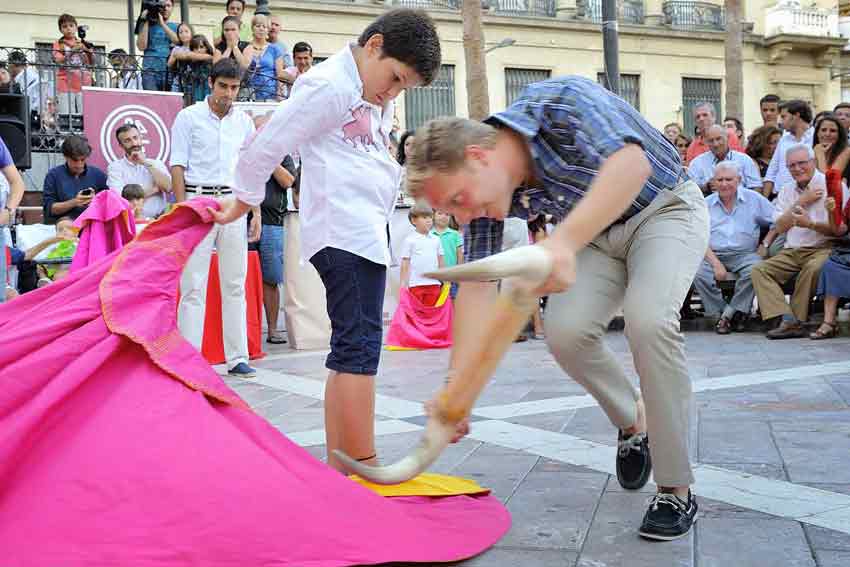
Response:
[214,40,250,61]
[260,155,296,226]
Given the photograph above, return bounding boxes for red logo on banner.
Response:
[83,88,184,170]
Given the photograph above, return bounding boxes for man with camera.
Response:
[107,124,172,219]
[136,0,179,91]
[42,135,108,223]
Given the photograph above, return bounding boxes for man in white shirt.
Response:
[220,10,441,473]
[688,125,762,195]
[762,100,814,199]
[107,123,171,219]
[170,59,260,377]
[752,144,845,339]
[8,50,41,115]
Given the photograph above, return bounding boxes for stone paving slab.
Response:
[696,517,816,567]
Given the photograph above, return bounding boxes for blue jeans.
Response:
[142,69,168,92]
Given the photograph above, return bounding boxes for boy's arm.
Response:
[399,257,410,289]
[23,236,63,261]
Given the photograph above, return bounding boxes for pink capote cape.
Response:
[386,286,453,349]
[70,189,136,272]
[0,200,509,566]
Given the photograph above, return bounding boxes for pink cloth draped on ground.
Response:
[70,189,136,272]
[386,286,453,349]
[0,200,508,566]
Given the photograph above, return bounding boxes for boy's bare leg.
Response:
[325,371,377,472]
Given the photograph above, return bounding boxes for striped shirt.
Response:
[465,76,686,261]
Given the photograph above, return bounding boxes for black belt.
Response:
[186,185,232,196]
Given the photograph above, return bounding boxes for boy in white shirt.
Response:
[400,203,445,306]
[218,9,442,473]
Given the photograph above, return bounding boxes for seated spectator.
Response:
[268,15,294,68]
[52,13,93,116]
[281,41,314,98]
[687,102,745,163]
[43,135,108,223]
[169,32,214,104]
[663,122,683,144]
[8,50,41,116]
[107,123,172,219]
[108,49,142,90]
[692,161,774,334]
[122,183,148,222]
[213,16,249,69]
[41,96,58,133]
[213,0,254,44]
[135,0,179,91]
[723,116,745,144]
[7,217,78,288]
[813,114,850,186]
[752,144,847,339]
[746,124,781,182]
[688,124,762,195]
[243,14,284,102]
[760,94,781,129]
[674,133,691,166]
[811,196,850,339]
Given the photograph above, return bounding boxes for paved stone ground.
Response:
[221,326,850,567]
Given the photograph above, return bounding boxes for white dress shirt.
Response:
[765,127,814,195]
[774,170,848,249]
[14,67,40,113]
[107,156,171,218]
[401,231,444,287]
[688,149,762,192]
[170,98,255,187]
[234,44,400,266]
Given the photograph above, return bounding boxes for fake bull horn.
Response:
[335,245,553,485]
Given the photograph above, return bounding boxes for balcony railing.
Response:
[391,0,461,9]
[662,1,724,31]
[392,0,556,17]
[581,0,645,24]
[765,0,839,38]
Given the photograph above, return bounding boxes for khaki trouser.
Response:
[751,246,831,321]
[544,181,709,487]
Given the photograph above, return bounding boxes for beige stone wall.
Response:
[0,0,843,136]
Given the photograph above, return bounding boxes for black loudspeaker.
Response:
[0,93,31,170]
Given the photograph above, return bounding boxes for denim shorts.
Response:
[310,247,386,376]
[258,224,284,285]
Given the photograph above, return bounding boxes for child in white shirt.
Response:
[400,203,444,306]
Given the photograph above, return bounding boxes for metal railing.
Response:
[662,1,725,31]
[391,0,556,17]
[391,0,462,9]
[582,0,645,24]
[0,46,278,153]
[765,2,839,38]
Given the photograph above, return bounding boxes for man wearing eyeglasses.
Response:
[751,143,847,339]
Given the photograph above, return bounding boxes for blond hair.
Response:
[251,13,270,29]
[405,116,498,198]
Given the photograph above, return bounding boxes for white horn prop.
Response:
[423,244,552,283]
[336,245,553,485]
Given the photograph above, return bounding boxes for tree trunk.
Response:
[462,0,490,120]
[724,0,744,121]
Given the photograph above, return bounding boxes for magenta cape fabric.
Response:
[70,189,136,273]
[0,200,509,566]
[386,287,453,349]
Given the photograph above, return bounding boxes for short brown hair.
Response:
[122,184,145,201]
[405,117,497,198]
[408,201,434,223]
[58,13,78,30]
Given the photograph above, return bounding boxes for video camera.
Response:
[77,25,94,49]
[141,0,168,22]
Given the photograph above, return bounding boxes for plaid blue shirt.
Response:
[465,76,686,261]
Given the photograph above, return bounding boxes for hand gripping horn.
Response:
[335,245,553,484]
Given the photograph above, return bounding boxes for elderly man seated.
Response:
[688,124,762,195]
[693,161,774,334]
[752,144,847,339]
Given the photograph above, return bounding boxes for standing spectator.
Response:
[833,103,850,138]
[108,49,142,90]
[688,124,762,195]
[168,22,194,92]
[257,146,297,345]
[107,123,172,219]
[170,59,259,378]
[813,114,850,186]
[213,0,254,44]
[52,14,93,116]
[674,133,691,165]
[213,16,250,69]
[746,125,781,182]
[400,204,445,306]
[268,15,294,68]
[752,144,844,339]
[760,94,781,128]
[180,35,214,104]
[42,135,108,223]
[663,122,682,144]
[0,135,25,304]
[692,161,774,334]
[431,209,462,299]
[281,41,314,99]
[8,50,41,117]
[762,99,814,199]
[686,102,744,163]
[243,14,284,102]
[135,0,179,91]
[723,116,744,144]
